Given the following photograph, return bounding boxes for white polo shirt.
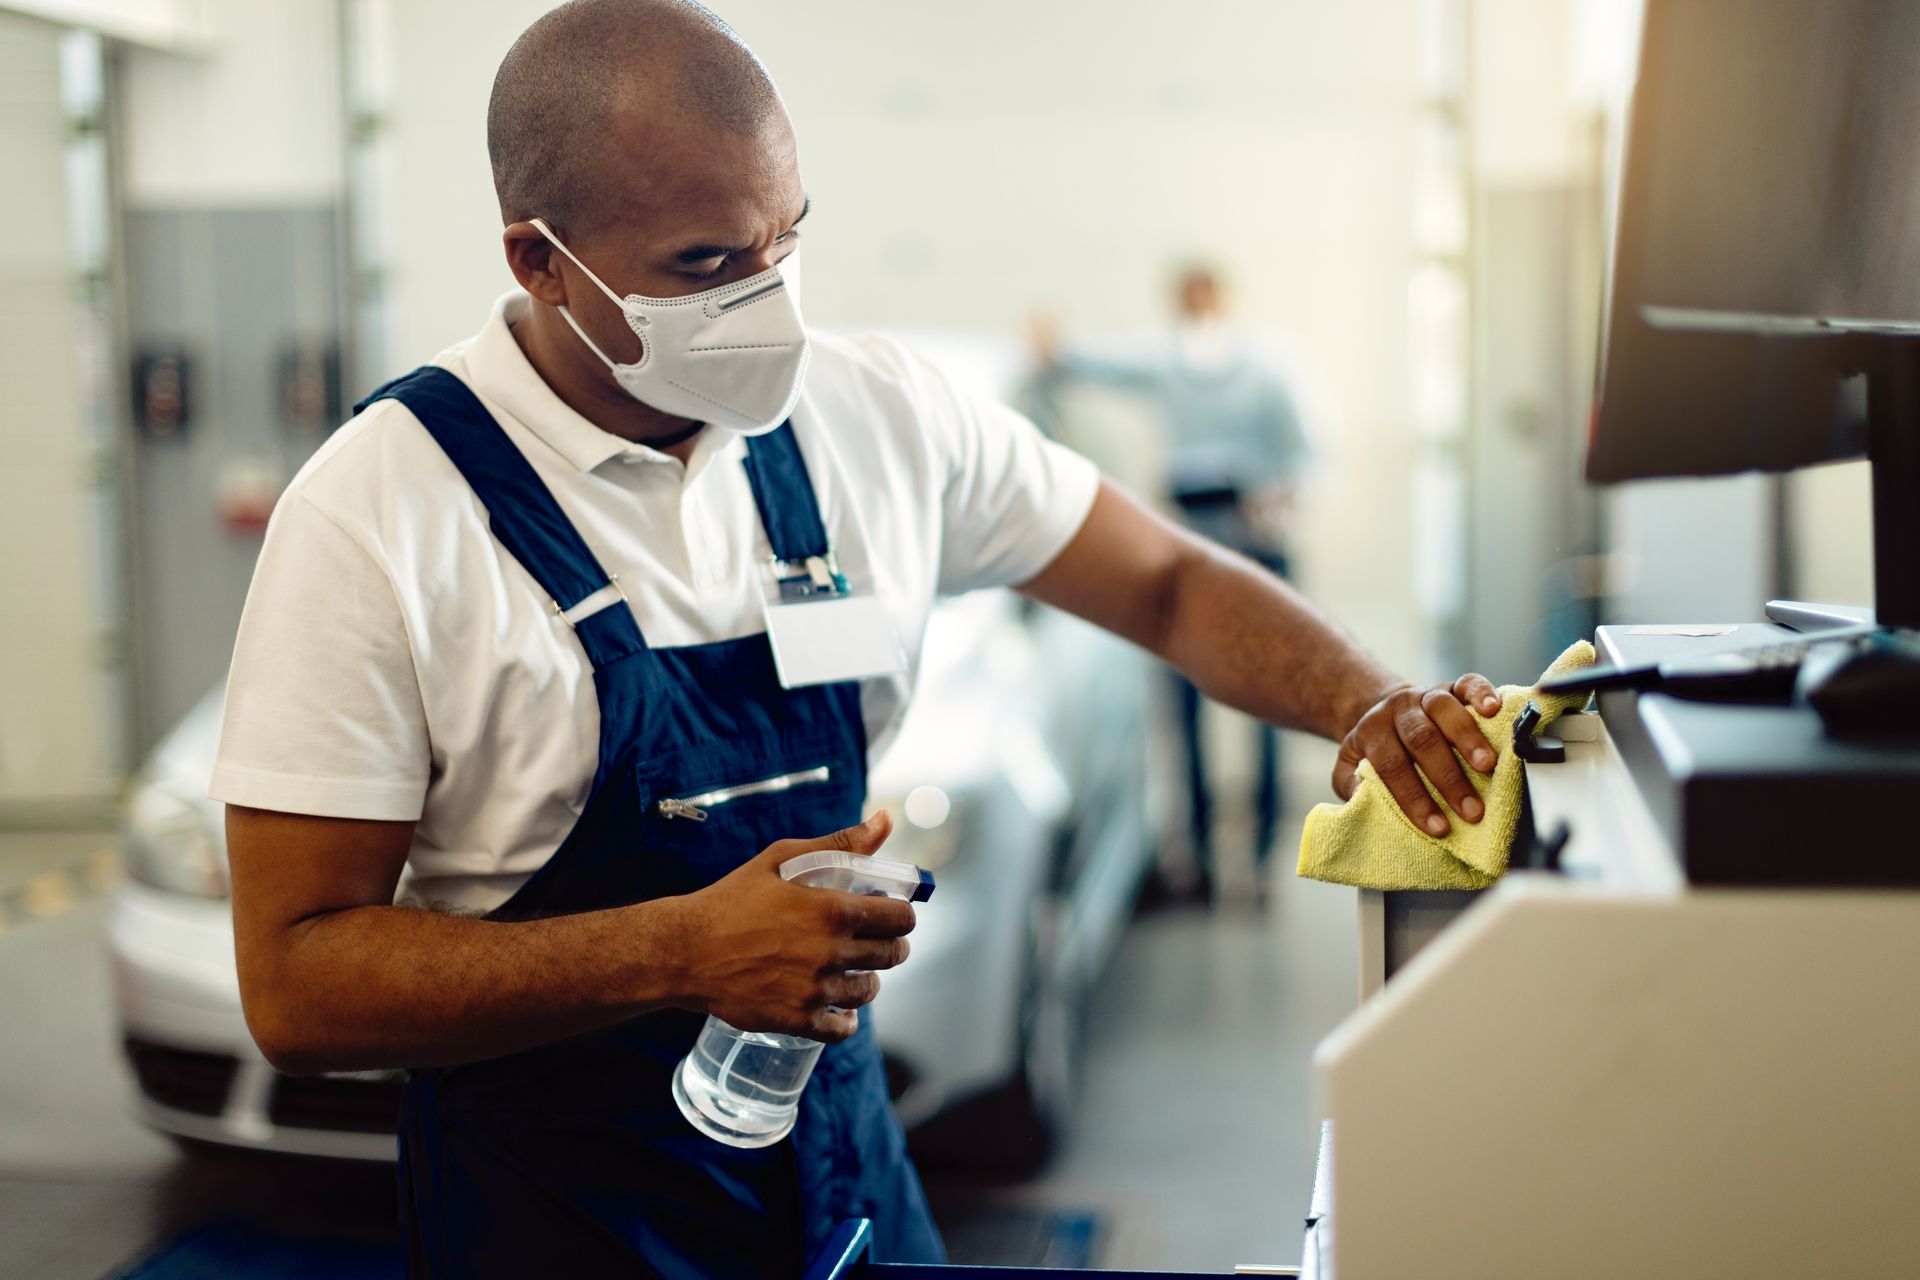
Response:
[209,291,1099,913]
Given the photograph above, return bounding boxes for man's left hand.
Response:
[1333,675,1503,837]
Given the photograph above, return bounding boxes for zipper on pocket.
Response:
[655,765,833,822]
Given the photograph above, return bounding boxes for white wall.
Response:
[1787,459,1873,608]
[119,0,340,206]
[1471,0,1579,184]
[0,13,114,806]
[1603,476,1776,623]
[373,0,1430,676]
[0,0,211,50]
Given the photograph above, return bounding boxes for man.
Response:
[214,3,1503,1276]
[1032,267,1312,901]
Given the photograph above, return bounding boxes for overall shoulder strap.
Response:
[355,366,646,667]
[741,423,831,563]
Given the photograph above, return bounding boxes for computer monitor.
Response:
[1588,0,1920,629]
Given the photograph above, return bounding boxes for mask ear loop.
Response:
[530,217,627,305]
[530,217,643,370]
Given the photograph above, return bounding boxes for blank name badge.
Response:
[762,592,908,688]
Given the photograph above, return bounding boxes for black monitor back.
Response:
[1588,0,1920,484]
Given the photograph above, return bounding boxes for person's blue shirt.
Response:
[1058,332,1311,498]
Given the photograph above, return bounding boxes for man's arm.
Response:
[1027,311,1162,392]
[1020,481,1502,838]
[228,807,914,1075]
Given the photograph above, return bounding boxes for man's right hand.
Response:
[230,806,914,1075]
[674,811,915,1043]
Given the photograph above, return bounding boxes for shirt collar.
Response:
[462,290,744,479]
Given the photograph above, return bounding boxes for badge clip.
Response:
[772,552,850,602]
[759,550,905,688]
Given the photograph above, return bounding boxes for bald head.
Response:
[488,0,784,233]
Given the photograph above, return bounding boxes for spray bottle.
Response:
[672,850,935,1147]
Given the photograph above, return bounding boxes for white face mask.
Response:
[531,217,810,435]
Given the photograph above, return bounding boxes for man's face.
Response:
[557,101,808,303]
[1177,273,1221,320]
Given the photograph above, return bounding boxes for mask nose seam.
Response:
[620,267,786,312]
[712,281,787,315]
[705,290,787,321]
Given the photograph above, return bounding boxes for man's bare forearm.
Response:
[1155,540,1401,743]
[246,898,693,1075]
[1021,481,1500,830]
[230,807,916,1079]
[1019,483,1401,745]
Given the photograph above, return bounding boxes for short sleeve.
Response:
[908,350,1100,595]
[208,492,431,820]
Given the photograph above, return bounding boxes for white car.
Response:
[107,592,1155,1171]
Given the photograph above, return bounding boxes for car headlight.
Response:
[869,785,962,870]
[124,784,229,898]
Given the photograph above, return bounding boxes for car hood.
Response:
[144,688,226,816]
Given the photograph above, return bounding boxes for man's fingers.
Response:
[765,811,894,866]
[843,809,893,855]
[1422,686,1498,775]
[1452,673,1502,717]
[1330,735,1362,801]
[822,971,881,1011]
[808,1008,860,1043]
[839,936,910,972]
[1338,677,1507,832]
[1395,704,1481,826]
[813,809,890,855]
[838,893,916,939]
[1366,731,1450,838]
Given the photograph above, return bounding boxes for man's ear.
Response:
[504,222,567,307]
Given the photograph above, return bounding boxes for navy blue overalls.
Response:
[356,367,945,1279]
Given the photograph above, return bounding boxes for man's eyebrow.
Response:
[670,198,813,265]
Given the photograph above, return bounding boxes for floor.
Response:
[0,762,1359,1277]
[2,829,184,1280]
[1027,845,1358,1270]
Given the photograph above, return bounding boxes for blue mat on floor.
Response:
[115,1215,405,1280]
[116,1204,1101,1275]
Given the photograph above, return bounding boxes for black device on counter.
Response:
[1540,636,1826,704]
[1571,0,1920,870]
[1537,624,1920,737]
[1589,0,1920,729]
[1593,626,1920,887]
[1795,630,1920,738]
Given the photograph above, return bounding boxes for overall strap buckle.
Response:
[555,573,626,627]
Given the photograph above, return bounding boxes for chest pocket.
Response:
[654,765,835,822]
[637,742,865,891]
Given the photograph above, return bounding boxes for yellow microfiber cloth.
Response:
[1297,640,1598,891]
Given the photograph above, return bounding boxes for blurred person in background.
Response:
[1032,266,1312,904]
[213,1,1501,1274]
